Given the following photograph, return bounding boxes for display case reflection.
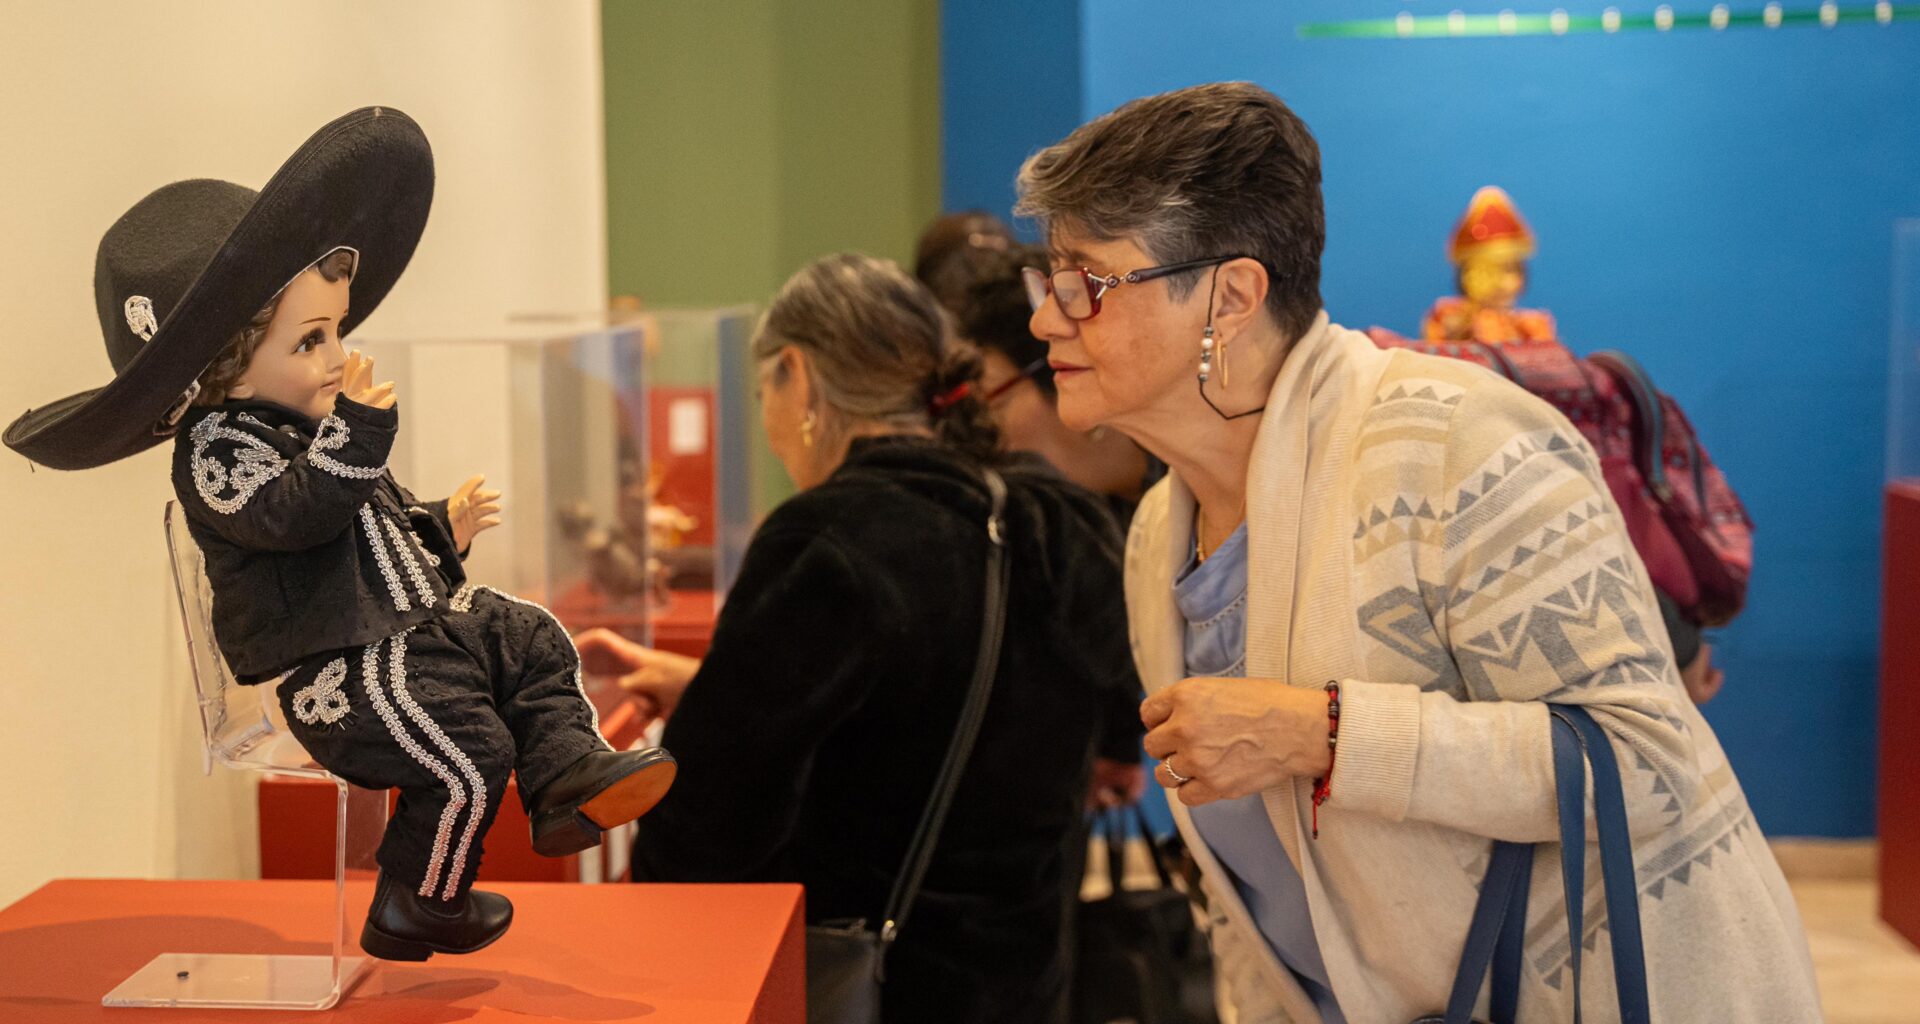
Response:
[357,306,764,664]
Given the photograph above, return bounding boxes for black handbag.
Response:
[1412,704,1652,1024]
[1073,804,1218,1024]
[805,468,1012,1024]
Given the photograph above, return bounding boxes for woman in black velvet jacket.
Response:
[577,253,1142,1023]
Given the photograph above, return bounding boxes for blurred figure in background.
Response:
[914,209,1017,317]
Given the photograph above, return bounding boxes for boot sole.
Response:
[530,751,678,858]
[359,910,513,962]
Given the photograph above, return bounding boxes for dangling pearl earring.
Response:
[801,410,817,448]
[1199,325,1215,385]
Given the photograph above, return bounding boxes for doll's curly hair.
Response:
[193,248,357,406]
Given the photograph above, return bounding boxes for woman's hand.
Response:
[574,627,701,721]
[1140,677,1332,807]
[1086,757,1148,811]
[448,474,503,553]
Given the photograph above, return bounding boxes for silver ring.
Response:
[1163,757,1192,786]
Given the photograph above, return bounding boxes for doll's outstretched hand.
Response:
[449,474,503,553]
[575,627,700,721]
[342,349,396,410]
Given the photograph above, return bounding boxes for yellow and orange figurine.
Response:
[1422,186,1557,344]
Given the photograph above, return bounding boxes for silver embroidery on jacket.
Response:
[382,516,438,609]
[361,504,411,612]
[360,634,466,899]
[291,658,352,727]
[190,413,290,515]
[310,414,385,479]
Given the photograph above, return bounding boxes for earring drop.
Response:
[1218,335,1231,389]
[1199,326,1215,384]
[801,410,817,448]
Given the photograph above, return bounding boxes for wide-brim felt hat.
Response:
[4,106,433,470]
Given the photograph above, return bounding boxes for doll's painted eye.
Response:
[296,329,325,353]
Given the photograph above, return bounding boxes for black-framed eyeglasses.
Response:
[982,358,1050,404]
[1021,256,1256,321]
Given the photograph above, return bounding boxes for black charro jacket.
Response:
[171,395,465,682]
[630,437,1144,1024]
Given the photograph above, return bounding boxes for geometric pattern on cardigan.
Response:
[1351,362,1754,992]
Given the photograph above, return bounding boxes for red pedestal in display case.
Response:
[1882,482,1920,946]
[0,879,803,1022]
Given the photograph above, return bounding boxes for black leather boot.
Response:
[527,746,678,857]
[359,871,514,962]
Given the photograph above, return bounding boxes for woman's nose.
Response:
[1029,300,1078,344]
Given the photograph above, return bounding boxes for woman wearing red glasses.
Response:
[1016,82,1818,1022]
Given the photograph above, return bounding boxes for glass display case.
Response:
[356,306,773,662]
[630,306,775,655]
[1884,219,1920,948]
[1890,220,1920,483]
[356,317,651,656]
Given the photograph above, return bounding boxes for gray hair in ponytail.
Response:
[753,252,1002,462]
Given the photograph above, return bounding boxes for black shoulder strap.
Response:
[876,467,1011,963]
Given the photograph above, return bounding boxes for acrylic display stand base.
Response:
[101,951,371,1010]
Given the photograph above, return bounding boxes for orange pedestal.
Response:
[0,878,803,1023]
[1882,483,1920,946]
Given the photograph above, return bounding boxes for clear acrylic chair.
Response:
[102,502,389,1010]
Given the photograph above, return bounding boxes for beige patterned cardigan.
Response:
[1124,314,1822,1023]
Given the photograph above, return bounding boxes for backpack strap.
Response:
[1587,349,1701,507]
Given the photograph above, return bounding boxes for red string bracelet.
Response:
[1311,680,1340,839]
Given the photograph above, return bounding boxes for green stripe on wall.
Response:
[602,0,942,509]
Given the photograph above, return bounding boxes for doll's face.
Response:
[230,266,351,419]
[1459,255,1526,310]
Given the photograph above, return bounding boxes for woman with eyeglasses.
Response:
[1016,83,1819,1022]
[573,253,1142,1023]
[962,244,1162,522]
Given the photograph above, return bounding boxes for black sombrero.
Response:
[4,105,433,470]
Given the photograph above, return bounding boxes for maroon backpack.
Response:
[1368,331,1753,627]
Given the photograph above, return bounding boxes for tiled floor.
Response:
[1790,876,1920,1024]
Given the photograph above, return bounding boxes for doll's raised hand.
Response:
[342,349,397,410]
[450,474,503,552]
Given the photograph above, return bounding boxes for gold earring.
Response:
[801,410,817,448]
[1219,335,1231,389]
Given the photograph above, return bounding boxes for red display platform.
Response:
[1882,482,1920,946]
[0,879,802,1023]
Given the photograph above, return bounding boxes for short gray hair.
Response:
[1015,81,1325,341]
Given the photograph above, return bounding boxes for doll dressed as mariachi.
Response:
[4,107,677,961]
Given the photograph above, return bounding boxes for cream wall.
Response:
[0,1,608,907]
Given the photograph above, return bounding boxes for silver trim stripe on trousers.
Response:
[386,634,488,900]
[359,631,477,900]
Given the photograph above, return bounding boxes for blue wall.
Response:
[946,1,1920,837]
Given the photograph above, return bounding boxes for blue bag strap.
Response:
[1561,706,1652,1024]
[1488,843,1532,1024]
[1441,710,1595,1024]
[1441,839,1533,1024]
